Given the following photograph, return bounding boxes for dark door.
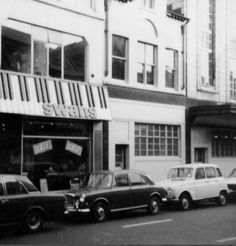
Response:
[3,176,28,225]
[109,173,133,210]
[194,148,206,163]
[129,173,150,206]
[115,145,128,169]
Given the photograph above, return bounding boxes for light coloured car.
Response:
[227,168,236,195]
[159,163,228,210]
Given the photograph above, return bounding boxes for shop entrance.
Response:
[194,148,207,163]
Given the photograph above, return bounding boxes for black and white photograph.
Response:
[0,0,236,245]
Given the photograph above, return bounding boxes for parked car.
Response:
[158,163,228,211]
[0,174,65,232]
[64,170,167,222]
[226,168,236,196]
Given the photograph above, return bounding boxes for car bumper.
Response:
[64,207,90,215]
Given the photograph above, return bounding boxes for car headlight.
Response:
[166,187,175,198]
[79,193,86,202]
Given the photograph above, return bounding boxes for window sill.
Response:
[104,79,185,96]
[197,83,218,94]
[135,156,182,161]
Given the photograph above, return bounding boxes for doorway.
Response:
[115,145,128,169]
[194,148,207,163]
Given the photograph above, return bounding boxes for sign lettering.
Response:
[43,103,97,119]
[65,141,83,156]
[33,140,53,155]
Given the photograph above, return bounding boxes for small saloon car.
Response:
[159,163,228,210]
[64,170,167,222]
[0,174,65,232]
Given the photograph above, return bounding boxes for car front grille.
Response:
[65,194,75,209]
[228,184,236,191]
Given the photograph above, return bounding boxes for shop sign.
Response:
[33,140,53,155]
[42,103,97,119]
[65,140,83,156]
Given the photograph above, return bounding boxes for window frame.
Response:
[135,123,181,157]
[112,34,128,81]
[1,20,87,82]
[165,48,178,90]
[137,41,157,86]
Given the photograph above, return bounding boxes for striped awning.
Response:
[0,70,111,121]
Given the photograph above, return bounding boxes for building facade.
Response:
[106,0,188,181]
[169,0,236,176]
[0,0,112,191]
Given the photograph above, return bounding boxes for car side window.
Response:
[129,173,147,186]
[4,177,28,195]
[114,174,129,187]
[195,168,206,180]
[205,167,216,179]
[216,168,222,177]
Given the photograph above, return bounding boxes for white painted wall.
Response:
[109,98,186,182]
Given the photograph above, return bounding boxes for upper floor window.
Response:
[1,20,86,81]
[141,0,155,9]
[137,42,157,85]
[112,35,128,80]
[165,48,178,89]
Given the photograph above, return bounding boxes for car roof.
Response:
[169,163,220,169]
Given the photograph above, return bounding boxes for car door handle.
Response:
[1,199,9,204]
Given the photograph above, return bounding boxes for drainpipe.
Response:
[104,0,112,78]
[181,17,190,97]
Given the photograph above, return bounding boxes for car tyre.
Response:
[93,202,108,222]
[216,191,227,206]
[179,194,191,211]
[25,210,44,233]
[148,197,160,215]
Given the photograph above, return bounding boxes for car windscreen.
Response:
[167,168,194,179]
[85,173,113,189]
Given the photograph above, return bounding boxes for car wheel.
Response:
[216,192,227,206]
[25,210,44,233]
[148,197,160,215]
[179,194,191,211]
[93,202,108,222]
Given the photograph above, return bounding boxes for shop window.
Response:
[112,35,128,80]
[135,123,180,157]
[212,130,236,157]
[165,48,178,89]
[0,115,21,174]
[137,42,156,85]
[1,20,86,81]
[1,26,31,73]
[23,118,90,137]
[24,138,89,191]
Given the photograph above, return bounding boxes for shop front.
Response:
[0,70,111,192]
[188,104,236,176]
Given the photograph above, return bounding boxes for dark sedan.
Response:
[0,174,65,233]
[64,170,167,222]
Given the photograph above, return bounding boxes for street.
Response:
[0,200,236,245]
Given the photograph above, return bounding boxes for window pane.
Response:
[112,35,126,58]
[137,63,144,83]
[64,36,85,81]
[49,43,62,78]
[112,58,125,80]
[34,41,47,76]
[146,65,154,85]
[146,44,154,64]
[137,42,145,62]
[1,26,31,73]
